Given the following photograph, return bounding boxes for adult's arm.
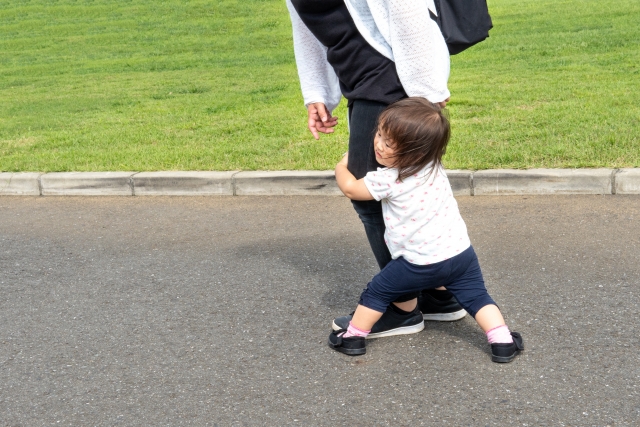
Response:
[349,0,451,104]
[286,0,343,113]
[385,0,450,103]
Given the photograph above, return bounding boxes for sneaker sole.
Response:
[422,308,467,322]
[491,352,518,363]
[327,341,366,356]
[331,320,425,339]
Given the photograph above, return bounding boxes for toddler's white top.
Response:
[364,165,470,265]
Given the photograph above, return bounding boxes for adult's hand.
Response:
[307,102,338,140]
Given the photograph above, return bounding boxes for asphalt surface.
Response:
[1,195,639,426]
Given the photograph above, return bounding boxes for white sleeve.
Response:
[369,0,451,103]
[286,0,343,112]
[363,169,398,201]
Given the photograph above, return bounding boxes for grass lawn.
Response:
[0,0,638,172]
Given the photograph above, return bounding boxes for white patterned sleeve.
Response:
[382,0,451,103]
[364,170,397,201]
[286,0,343,112]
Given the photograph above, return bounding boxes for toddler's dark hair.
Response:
[377,97,450,181]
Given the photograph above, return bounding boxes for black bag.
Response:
[430,0,493,55]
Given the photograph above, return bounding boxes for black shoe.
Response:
[331,305,424,339]
[328,329,366,356]
[419,290,467,321]
[491,332,524,363]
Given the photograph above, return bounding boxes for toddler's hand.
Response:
[338,152,349,167]
[438,97,451,108]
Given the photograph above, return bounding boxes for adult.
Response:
[287,0,466,336]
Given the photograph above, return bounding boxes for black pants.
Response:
[347,99,417,303]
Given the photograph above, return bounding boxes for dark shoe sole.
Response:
[492,353,517,363]
[327,329,366,356]
[327,338,366,356]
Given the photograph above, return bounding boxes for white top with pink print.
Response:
[363,165,470,265]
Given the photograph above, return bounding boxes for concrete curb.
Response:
[1,169,639,197]
[132,171,236,196]
[234,171,341,196]
[445,170,473,196]
[0,172,42,196]
[615,169,640,195]
[40,172,137,196]
[473,168,613,195]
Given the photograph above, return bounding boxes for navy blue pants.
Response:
[358,246,496,318]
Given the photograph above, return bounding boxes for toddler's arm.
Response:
[335,153,374,201]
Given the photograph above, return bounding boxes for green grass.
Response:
[447,0,640,169]
[0,0,638,172]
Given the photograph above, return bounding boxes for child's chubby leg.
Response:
[347,304,385,336]
[475,304,507,334]
[474,303,518,346]
[328,300,421,355]
[472,304,524,363]
[441,247,524,362]
[442,284,524,363]
[327,304,386,356]
[328,256,426,355]
[391,298,418,313]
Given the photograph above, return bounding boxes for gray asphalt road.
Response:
[1,195,639,426]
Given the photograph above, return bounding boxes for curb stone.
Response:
[0,173,42,196]
[1,169,639,197]
[615,169,640,195]
[445,170,472,196]
[40,172,136,196]
[473,169,613,195]
[132,171,236,196]
[234,171,341,196]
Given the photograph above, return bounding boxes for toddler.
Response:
[329,98,523,362]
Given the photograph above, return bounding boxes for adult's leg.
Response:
[347,99,394,270]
